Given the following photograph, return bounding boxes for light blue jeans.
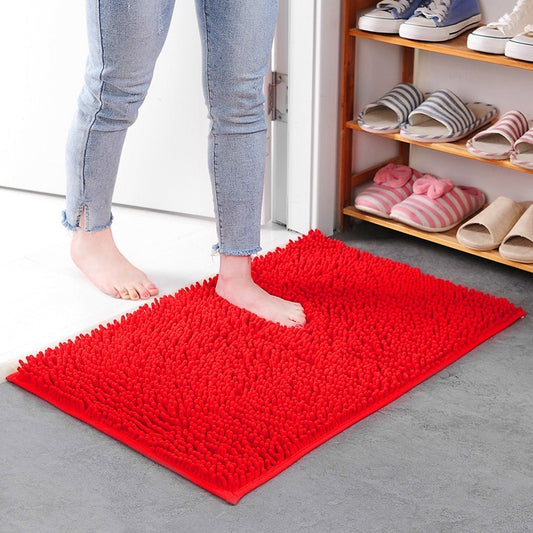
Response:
[63,0,279,255]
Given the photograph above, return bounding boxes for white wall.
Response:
[354,0,533,204]
[0,2,86,195]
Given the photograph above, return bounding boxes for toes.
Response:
[136,283,153,300]
[101,284,121,299]
[290,315,306,326]
[289,308,306,326]
[148,284,159,295]
[118,287,131,300]
[111,282,156,300]
[283,317,305,328]
[127,286,141,300]
[143,282,159,298]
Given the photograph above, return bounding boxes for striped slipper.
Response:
[466,110,529,160]
[357,82,425,134]
[390,174,486,232]
[354,163,421,218]
[510,127,533,170]
[400,89,498,143]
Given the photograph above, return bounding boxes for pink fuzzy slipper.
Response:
[390,174,486,232]
[354,163,421,218]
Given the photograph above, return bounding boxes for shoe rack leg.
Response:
[338,0,359,232]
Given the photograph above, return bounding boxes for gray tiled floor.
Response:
[2,221,532,533]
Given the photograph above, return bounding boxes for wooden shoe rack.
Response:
[339,0,533,273]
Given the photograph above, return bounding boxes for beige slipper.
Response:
[499,204,533,263]
[456,196,525,251]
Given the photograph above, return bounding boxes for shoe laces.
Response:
[488,0,533,32]
[376,0,416,14]
[415,0,451,22]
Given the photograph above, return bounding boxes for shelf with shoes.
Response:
[342,205,533,271]
[346,120,533,173]
[349,30,533,71]
[338,0,533,274]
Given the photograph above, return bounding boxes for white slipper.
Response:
[456,196,526,251]
[499,203,533,263]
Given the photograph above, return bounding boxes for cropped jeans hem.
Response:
[61,210,114,233]
[211,244,262,257]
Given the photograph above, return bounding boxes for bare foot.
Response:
[215,255,306,327]
[70,222,159,300]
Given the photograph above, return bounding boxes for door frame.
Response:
[280,0,341,236]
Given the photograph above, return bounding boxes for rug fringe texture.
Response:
[7,231,525,503]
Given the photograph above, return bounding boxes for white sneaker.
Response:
[505,24,533,61]
[467,0,533,55]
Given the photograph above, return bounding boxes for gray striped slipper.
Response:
[466,110,529,160]
[400,89,498,143]
[357,82,425,134]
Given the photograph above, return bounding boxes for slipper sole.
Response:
[466,139,511,160]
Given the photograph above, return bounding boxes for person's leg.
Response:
[195,0,305,326]
[65,0,175,299]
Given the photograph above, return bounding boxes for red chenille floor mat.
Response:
[7,231,525,503]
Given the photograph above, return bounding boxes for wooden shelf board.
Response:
[348,29,533,71]
[343,206,533,273]
[347,122,533,174]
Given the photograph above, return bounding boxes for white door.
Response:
[0,0,273,220]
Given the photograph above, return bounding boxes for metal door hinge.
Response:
[268,72,288,123]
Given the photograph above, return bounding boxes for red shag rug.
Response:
[7,231,524,503]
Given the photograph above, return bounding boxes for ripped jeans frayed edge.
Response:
[61,210,114,233]
[211,243,262,257]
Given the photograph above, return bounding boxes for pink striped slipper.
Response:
[354,163,421,218]
[466,110,529,160]
[390,175,486,232]
[510,127,533,170]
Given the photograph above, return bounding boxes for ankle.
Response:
[218,254,252,282]
[71,226,110,246]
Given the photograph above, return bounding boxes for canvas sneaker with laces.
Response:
[505,24,533,61]
[358,0,428,34]
[399,0,481,42]
[467,0,533,55]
